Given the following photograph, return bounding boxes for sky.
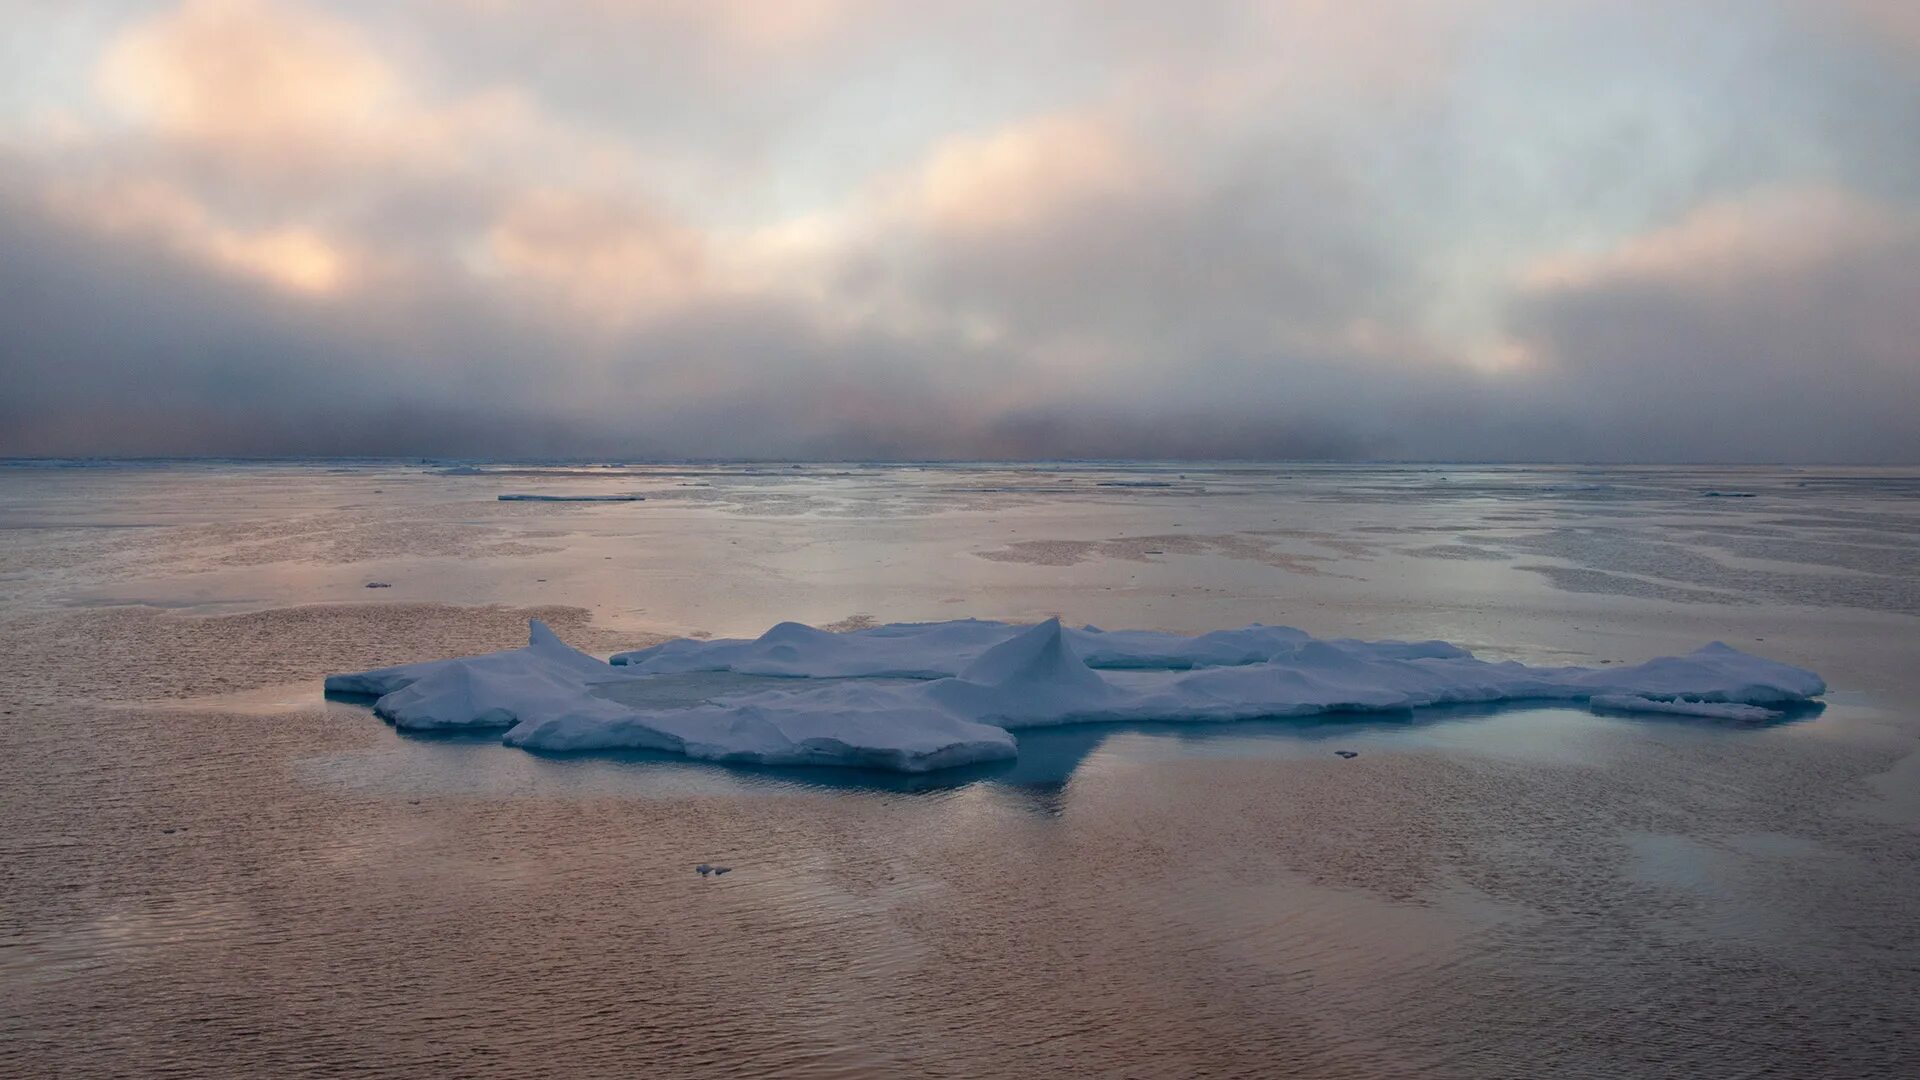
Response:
[1,0,1916,462]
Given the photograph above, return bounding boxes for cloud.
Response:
[41,0,676,302]
[1508,187,1920,461]
[97,0,399,154]
[39,174,352,293]
[1518,187,1905,294]
[0,0,1916,461]
[908,114,1150,236]
[484,188,710,325]
[1825,0,1920,54]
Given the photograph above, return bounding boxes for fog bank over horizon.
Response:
[3,1,1917,463]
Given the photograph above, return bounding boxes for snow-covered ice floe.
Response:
[325,619,1826,773]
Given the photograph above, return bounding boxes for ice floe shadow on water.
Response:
[324,691,1825,802]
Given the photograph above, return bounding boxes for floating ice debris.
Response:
[327,619,1826,773]
[498,494,643,502]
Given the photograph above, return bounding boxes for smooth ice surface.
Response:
[329,618,1826,772]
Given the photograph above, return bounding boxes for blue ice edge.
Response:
[324,617,1827,776]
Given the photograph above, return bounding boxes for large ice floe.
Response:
[325,617,1827,773]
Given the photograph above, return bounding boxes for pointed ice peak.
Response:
[758,621,832,645]
[525,619,615,675]
[958,617,1104,691]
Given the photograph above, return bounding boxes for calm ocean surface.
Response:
[3,461,1917,1077]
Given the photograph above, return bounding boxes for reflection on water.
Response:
[9,692,1912,1078]
[2,461,1917,1077]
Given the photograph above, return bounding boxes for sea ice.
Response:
[327,618,1826,772]
[497,494,643,502]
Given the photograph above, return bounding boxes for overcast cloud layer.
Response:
[2,0,1916,461]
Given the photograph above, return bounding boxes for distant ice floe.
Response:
[496,494,643,502]
[325,619,1826,773]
